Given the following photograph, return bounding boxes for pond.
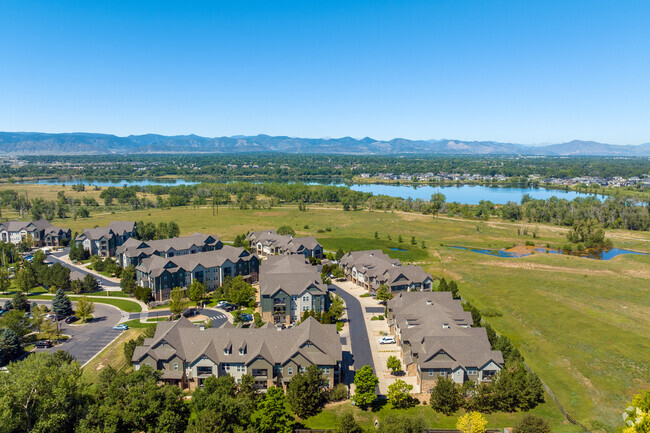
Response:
[17,177,601,204]
[450,245,648,261]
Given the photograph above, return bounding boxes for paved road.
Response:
[333,284,374,373]
[1,299,122,365]
[47,248,120,289]
[131,308,228,326]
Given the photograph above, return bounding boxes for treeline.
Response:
[0,189,97,221]
[9,154,650,179]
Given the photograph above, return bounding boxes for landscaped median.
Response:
[27,294,143,312]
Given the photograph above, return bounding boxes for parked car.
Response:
[216,301,228,308]
[379,336,396,344]
[183,308,199,317]
[240,313,253,322]
[65,316,78,324]
[113,324,129,331]
[223,304,236,312]
[34,340,53,349]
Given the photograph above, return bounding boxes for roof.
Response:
[76,221,135,241]
[116,232,220,256]
[0,219,69,235]
[340,250,431,290]
[136,246,257,277]
[247,230,321,253]
[388,292,503,370]
[133,316,342,367]
[259,255,327,296]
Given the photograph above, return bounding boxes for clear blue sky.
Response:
[1,1,648,144]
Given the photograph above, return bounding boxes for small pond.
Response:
[450,245,648,261]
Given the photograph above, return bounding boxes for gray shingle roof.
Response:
[76,221,135,241]
[259,255,327,296]
[247,230,321,254]
[116,232,220,256]
[136,246,256,277]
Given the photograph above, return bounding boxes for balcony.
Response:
[252,369,268,378]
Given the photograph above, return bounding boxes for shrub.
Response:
[326,383,348,401]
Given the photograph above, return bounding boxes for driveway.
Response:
[47,248,120,289]
[332,283,375,373]
[0,299,121,366]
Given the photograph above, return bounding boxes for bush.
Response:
[513,414,552,433]
[326,383,348,401]
[525,241,535,246]
[370,314,384,321]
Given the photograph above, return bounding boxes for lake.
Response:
[18,177,600,204]
[451,245,647,260]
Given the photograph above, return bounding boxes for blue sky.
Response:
[0,1,648,144]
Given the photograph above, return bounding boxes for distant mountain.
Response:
[0,132,648,156]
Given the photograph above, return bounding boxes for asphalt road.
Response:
[333,285,375,373]
[1,299,122,365]
[47,248,120,289]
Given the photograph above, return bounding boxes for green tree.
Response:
[0,268,11,294]
[52,288,73,317]
[513,414,553,433]
[0,328,22,366]
[0,310,31,339]
[226,276,256,306]
[70,279,84,294]
[12,290,29,312]
[398,235,403,243]
[337,413,363,433]
[75,296,94,322]
[621,390,650,433]
[168,287,188,316]
[352,365,379,410]
[374,231,379,239]
[44,263,70,292]
[387,379,414,408]
[386,355,401,374]
[276,225,295,236]
[252,386,294,433]
[378,416,425,433]
[410,236,416,245]
[83,273,99,293]
[448,280,460,299]
[430,376,462,415]
[120,265,136,295]
[134,285,152,302]
[30,304,49,333]
[0,352,84,432]
[14,267,36,293]
[188,280,207,306]
[437,278,448,292]
[335,248,345,260]
[375,284,393,303]
[287,364,325,418]
[167,221,180,238]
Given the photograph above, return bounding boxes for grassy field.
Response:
[82,327,147,383]
[4,199,649,431]
[28,294,142,312]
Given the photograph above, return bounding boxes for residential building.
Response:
[246,230,323,259]
[339,250,434,292]
[387,292,503,392]
[116,232,223,268]
[0,220,71,247]
[135,246,259,301]
[258,255,329,325]
[132,316,342,390]
[75,221,137,257]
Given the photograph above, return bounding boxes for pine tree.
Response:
[337,413,363,433]
[52,288,73,317]
[12,291,29,312]
[438,278,448,292]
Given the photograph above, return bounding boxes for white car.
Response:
[379,336,396,344]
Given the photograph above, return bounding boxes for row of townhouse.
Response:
[258,255,329,325]
[116,232,223,268]
[0,220,71,247]
[75,221,137,257]
[387,292,503,392]
[339,250,434,292]
[135,246,260,301]
[246,230,323,259]
[132,315,342,391]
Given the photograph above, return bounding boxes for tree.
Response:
[252,386,294,433]
[167,221,180,238]
[120,265,137,294]
[134,285,152,303]
[12,290,29,312]
[14,267,36,293]
[337,413,363,433]
[410,236,416,245]
[0,328,22,366]
[30,304,49,333]
[75,296,94,322]
[378,416,425,433]
[83,273,99,293]
[398,235,403,243]
[0,268,11,294]
[225,276,256,306]
[457,411,488,433]
[386,355,401,374]
[0,352,84,432]
[376,284,393,303]
[168,287,188,316]
[52,288,73,317]
[188,280,207,306]
[287,364,325,418]
[352,365,379,410]
[387,379,414,408]
[277,225,295,236]
[335,248,345,260]
[621,390,650,433]
[430,376,462,415]
[70,279,84,294]
[44,263,70,292]
[513,414,553,433]
[448,280,460,299]
[0,310,31,339]
[40,318,61,342]
[437,278,448,292]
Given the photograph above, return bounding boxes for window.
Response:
[320,367,331,374]
[467,368,478,375]
[288,367,293,375]
[236,365,245,373]
[239,348,245,355]
[428,370,435,376]
[302,306,309,311]
[440,370,446,377]
[222,363,230,371]
[173,363,179,371]
[197,366,213,375]
[223,348,231,355]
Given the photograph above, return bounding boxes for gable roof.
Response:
[76,221,135,241]
[116,232,220,256]
[136,245,256,277]
[259,255,327,296]
[247,230,321,253]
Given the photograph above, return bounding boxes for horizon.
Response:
[1,1,649,145]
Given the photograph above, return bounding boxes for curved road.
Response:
[47,248,120,289]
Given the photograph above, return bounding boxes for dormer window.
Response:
[239,348,244,355]
[442,323,450,329]
[224,348,231,355]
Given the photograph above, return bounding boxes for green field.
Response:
[24,203,650,430]
[28,294,142,312]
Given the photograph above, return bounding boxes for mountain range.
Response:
[0,132,649,156]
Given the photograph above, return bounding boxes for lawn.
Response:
[28,294,143,312]
[82,327,147,383]
[10,202,649,431]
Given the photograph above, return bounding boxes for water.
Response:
[389,248,409,252]
[451,246,647,261]
[18,177,600,204]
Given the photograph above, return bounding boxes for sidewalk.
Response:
[335,281,420,394]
